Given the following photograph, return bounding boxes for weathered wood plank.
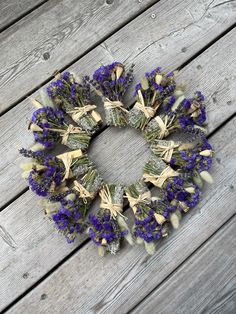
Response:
[0,0,48,31]
[0,0,158,113]
[0,0,235,114]
[132,216,236,314]
[6,116,236,314]
[0,7,236,208]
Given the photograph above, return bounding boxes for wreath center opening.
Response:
[88,126,151,185]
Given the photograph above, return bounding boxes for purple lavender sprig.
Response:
[144,92,207,142]
[170,137,213,185]
[47,72,102,134]
[20,149,92,196]
[20,149,65,197]
[129,67,176,129]
[88,208,129,255]
[90,62,134,127]
[91,62,134,100]
[88,184,130,255]
[125,181,170,254]
[162,176,201,213]
[30,106,91,150]
[51,193,89,243]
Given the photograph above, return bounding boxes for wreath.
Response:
[20,63,213,256]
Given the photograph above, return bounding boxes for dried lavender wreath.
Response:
[20,62,214,256]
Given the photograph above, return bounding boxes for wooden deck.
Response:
[0,0,236,313]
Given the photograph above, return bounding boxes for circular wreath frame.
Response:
[20,62,213,256]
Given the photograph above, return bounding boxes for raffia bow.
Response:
[99,185,124,219]
[125,190,151,214]
[143,166,179,188]
[60,124,83,145]
[67,105,101,122]
[73,180,95,203]
[153,141,180,163]
[30,123,83,145]
[57,149,83,181]
[134,90,156,122]
[154,115,175,139]
[104,98,129,113]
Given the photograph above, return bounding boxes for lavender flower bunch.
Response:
[90,62,134,127]
[125,181,167,254]
[20,149,93,194]
[73,167,103,204]
[162,176,201,215]
[129,67,176,130]
[133,204,170,254]
[144,91,207,142]
[47,72,102,134]
[169,137,214,186]
[50,192,89,243]
[29,106,91,150]
[173,91,206,129]
[19,149,65,197]
[88,184,130,255]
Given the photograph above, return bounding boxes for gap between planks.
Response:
[0,0,160,116]
[0,0,50,33]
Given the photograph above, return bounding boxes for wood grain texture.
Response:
[0,190,87,311]
[0,24,235,208]
[0,0,48,30]
[131,217,236,314]
[1,0,235,114]
[0,5,236,206]
[0,0,158,113]
[132,216,236,314]
[6,117,236,314]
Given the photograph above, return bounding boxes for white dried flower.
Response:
[30,98,44,109]
[155,74,162,84]
[31,143,45,151]
[200,171,213,184]
[154,213,166,224]
[141,77,149,90]
[199,150,213,157]
[20,162,35,171]
[144,241,156,255]
[65,193,76,201]
[184,187,195,194]
[170,212,181,229]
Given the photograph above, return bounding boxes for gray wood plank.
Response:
[6,116,236,314]
[0,0,47,30]
[0,0,158,113]
[132,216,236,314]
[0,6,236,208]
